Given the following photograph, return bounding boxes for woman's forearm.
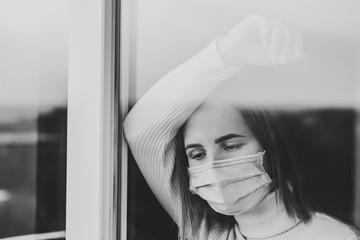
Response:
[123,39,240,222]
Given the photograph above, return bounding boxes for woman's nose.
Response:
[211,181,226,189]
[207,152,217,163]
[212,182,221,188]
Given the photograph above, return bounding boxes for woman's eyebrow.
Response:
[214,133,245,144]
[185,143,204,151]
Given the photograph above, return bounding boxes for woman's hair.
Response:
[171,107,312,239]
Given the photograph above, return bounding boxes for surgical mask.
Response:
[188,151,272,215]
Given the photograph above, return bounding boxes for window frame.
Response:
[67,0,129,239]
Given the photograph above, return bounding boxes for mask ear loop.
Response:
[259,151,273,185]
[257,150,266,172]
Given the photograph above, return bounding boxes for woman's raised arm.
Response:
[123,14,304,224]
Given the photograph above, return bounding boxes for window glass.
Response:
[0,0,67,238]
[125,1,360,239]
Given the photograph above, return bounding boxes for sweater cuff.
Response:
[194,37,243,75]
[214,36,246,68]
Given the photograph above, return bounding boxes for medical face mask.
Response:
[187,151,272,216]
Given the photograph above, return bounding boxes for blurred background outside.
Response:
[0,0,67,239]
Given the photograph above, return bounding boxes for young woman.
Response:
[124,14,360,239]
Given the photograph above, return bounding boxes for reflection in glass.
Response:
[0,0,67,238]
[124,1,360,239]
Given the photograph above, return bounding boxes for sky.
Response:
[0,0,68,112]
[0,0,68,123]
[133,0,360,109]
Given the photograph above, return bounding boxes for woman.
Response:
[124,15,360,239]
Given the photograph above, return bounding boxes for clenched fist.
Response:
[217,14,306,66]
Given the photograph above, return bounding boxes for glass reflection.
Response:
[0,0,67,238]
[124,1,360,239]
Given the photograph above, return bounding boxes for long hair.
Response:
[171,107,312,239]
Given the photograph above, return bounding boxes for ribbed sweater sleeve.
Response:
[123,39,240,223]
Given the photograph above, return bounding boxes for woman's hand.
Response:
[217,14,306,66]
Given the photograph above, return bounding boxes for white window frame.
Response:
[67,0,130,239]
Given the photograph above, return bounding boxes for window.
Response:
[123,1,360,239]
[0,1,67,239]
[67,1,360,240]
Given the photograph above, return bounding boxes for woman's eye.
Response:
[190,151,206,161]
[223,144,241,151]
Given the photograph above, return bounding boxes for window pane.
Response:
[0,0,67,238]
[125,1,360,239]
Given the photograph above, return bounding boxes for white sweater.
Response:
[123,39,360,240]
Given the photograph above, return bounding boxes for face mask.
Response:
[188,151,272,215]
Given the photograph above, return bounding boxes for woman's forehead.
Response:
[184,102,251,143]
